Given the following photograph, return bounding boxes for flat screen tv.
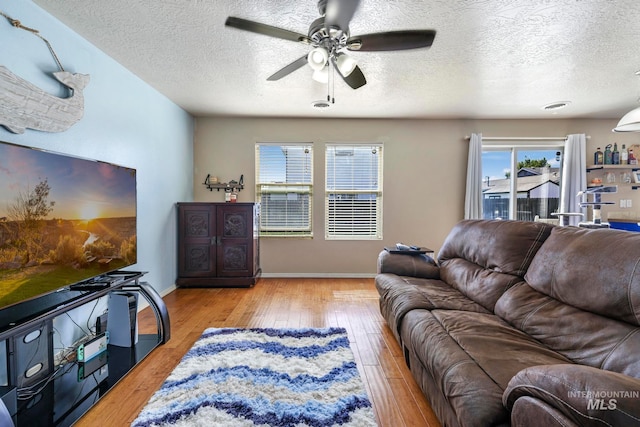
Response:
[0,140,136,312]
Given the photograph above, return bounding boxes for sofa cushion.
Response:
[438,219,554,311]
[495,282,640,378]
[524,226,640,325]
[402,309,570,427]
[375,273,489,342]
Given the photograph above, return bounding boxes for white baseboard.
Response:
[260,273,376,279]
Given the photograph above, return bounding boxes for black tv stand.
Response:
[0,271,170,426]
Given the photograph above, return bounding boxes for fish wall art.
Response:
[0,65,89,134]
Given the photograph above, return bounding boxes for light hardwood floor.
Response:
[75,278,442,427]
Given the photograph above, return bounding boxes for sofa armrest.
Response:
[504,364,640,427]
[376,250,439,279]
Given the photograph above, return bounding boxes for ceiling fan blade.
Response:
[324,0,361,30]
[225,17,308,43]
[331,57,366,89]
[347,30,436,51]
[267,55,309,81]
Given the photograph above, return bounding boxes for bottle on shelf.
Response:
[604,144,613,165]
[612,143,620,165]
[594,147,604,165]
[621,144,628,165]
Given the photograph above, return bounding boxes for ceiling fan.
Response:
[225,0,436,91]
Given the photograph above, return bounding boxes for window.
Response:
[482,144,563,221]
[256,143,313,237]
[325,144,383,239]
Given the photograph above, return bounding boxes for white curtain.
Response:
[464,133,483,219]
[560,134,587,226]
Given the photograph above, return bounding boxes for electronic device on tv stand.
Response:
[69,274,118,291]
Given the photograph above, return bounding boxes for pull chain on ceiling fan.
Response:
[225,0,436,96]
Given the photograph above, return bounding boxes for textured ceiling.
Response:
[32,0,640,119]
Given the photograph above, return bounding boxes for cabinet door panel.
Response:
[182,243,214,275]
[184,210,212,237]
[220,207,251,239]
[178,206,216,277]
[217,205,253,276]
[222,243,249,271]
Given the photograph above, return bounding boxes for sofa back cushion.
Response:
[495,282,640,378]
[524,226,640,325]
[496,226,640,378]
[438,219,554,311]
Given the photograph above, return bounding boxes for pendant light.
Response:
[613,107,640,132]
[613,71,640,132]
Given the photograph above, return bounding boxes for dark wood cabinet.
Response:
[176,202,260,287]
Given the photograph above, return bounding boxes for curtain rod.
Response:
[464,135,590,140]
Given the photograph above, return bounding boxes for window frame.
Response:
[324,143,383,240]
[255,143,313,237]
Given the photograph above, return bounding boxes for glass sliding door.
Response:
[482,145,563,221]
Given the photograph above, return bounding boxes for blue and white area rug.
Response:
[131,327,377,426]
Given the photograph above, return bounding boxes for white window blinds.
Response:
[325,144,383,240]
[256,143,313,237]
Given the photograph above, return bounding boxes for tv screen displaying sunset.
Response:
[0,141,137,309]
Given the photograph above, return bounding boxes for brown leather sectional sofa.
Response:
[376,219,640,427]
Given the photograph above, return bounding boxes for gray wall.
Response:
[194,117,640,276]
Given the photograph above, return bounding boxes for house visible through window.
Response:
[256,143,313,237]
[325,144,383,239]
[482,145,563,221]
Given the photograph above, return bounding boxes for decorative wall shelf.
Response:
[586,166,640,190]
[588,183,640,190]
[587,164,640,172]
[203,174,244,192]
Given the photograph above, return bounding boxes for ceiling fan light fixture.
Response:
[336,53,357,77]
[225,0,436,92]
[312,67,329,83]
[308,47,329,71]
[613,106,640,132]
[312,99,332,109]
